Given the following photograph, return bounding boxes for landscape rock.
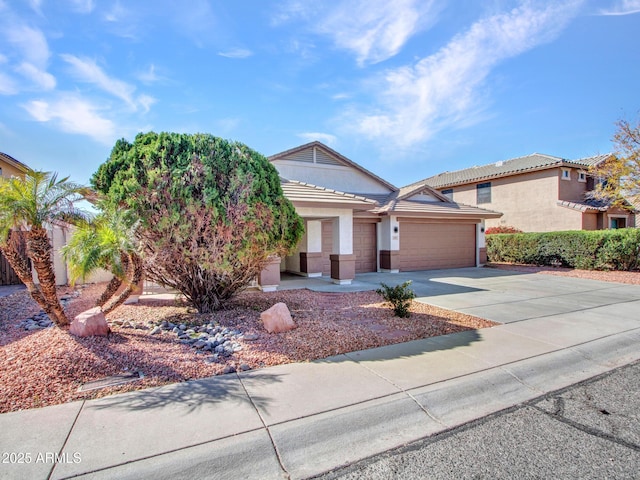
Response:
[70,307,110,337]
[260,302,296,333]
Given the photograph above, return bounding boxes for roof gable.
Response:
[269,141,396,194]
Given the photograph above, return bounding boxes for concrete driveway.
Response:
[283,266,640,325]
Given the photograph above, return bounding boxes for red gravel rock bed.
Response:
[0,283,494,413]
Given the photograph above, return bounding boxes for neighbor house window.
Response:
[476,182,491,204]
[611,217,626,229]
[561,168,571,180]
[0,167,3,177]
[442,188,453,201]
[578,171,586,182]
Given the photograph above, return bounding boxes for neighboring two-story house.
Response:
[415,153,635,233]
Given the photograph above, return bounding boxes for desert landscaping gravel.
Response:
[1,265,637,413]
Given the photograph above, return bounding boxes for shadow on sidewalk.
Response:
[87,371,283,414]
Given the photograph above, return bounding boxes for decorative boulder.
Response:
[260,302,296,333]
[70,307,110,337]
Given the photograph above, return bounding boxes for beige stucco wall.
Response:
[0,160,25,179]
[558,168,588,202]
[444,169,587,232]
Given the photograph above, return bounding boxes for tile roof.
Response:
[556,200,610,212]
[374,199,502,218]
[280,178,378,207]
[374,183,502,219]
[414,153,612,189]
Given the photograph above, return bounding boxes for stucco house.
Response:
[258,142,501,290]
[414,153,635,233]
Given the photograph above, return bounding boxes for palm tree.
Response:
[62,209,143,314]
[0,170,86,326]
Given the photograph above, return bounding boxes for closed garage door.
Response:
[353,221,377,273]
[399,222,475,271]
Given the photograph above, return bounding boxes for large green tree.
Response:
[92,132,304,312]
[589,117,640,204]
[0,170,85,326]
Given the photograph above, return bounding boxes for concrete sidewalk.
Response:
[1,269,639,479]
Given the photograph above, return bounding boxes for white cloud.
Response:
[319,0,439,65]
[218,48,254,59]
[136,64,162,85]
[274,0,439,65]
[136,94,157,114]
[0,72,18,95]
[104,1,126,22]
[27,0,43,15]
[599,0,640,15]
[297,132,337,146]
[0,22,56,93]
[347,1,583,147]
[23,94,116,144]
[68,0,95,14]
[5,24,50,68]
[16,62,56,90]
[60,54,155,112]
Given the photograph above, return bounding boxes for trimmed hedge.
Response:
[486,228,640,271]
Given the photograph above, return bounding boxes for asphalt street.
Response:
[317,360,640,480]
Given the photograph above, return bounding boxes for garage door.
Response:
[353,221,377,273]
[399,222,475,271]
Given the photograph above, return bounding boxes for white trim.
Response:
[561,168,571,181]
[578,170,587,183]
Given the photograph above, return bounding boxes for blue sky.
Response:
[1,0,639,188]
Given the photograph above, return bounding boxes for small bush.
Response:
[485,226,523,234]
[486,228,640,271]
[376,281,416,318]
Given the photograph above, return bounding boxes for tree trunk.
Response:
[103,253,143,314]
[26,227,69,326]
[96,253,129,307]
[0,242,51,315]
[96,276,123,307]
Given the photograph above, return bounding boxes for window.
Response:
[0,167,3,177]
[578,171,586,183]
[441,188,453,201]
[561,168,571,181]
[611,217,626,229]
[476,182,491,204]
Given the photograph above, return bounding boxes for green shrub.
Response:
[486,228,640,271]
[376,281,416,318]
